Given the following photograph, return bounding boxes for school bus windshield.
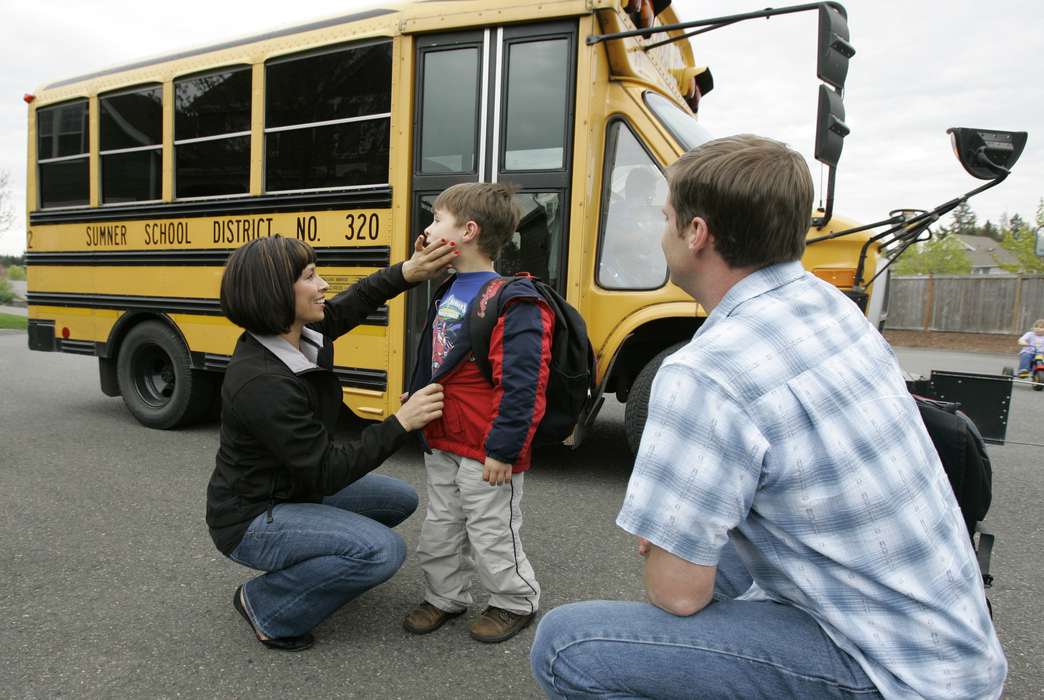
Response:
[644,92,715,152]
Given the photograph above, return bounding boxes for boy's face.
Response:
[425,208,470,247]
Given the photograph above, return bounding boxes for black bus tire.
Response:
[116,321,216,429]
[624,342,686,455]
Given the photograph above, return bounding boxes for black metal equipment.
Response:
[907,370,1012,445]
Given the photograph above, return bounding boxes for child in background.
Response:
[403,182,554,643]
[1017,318,1044,377]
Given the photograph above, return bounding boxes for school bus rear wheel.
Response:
[116,321,217,429]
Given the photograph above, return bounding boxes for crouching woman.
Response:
[206,235,456,651]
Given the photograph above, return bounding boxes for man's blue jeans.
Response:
[530,542,882,699]
[229,473,418,639]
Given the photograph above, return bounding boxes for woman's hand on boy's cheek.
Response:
[482,457,512,486]
[402,235,458,283]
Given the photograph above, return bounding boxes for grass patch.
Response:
[0,313,27,330]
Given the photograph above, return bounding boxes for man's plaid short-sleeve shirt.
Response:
[617,262,1005,699]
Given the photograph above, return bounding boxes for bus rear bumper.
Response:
[27,319,55,351]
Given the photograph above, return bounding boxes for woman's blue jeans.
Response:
[530,542,882,699]
[229,473,418,639]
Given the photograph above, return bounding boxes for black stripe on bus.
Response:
[205,353,387,391]
[25,292,389,326]
[25,246,391,267]
[44,9,397,89]
[332,367,388,391]
[55,338,98,356]
[28,187,392,225]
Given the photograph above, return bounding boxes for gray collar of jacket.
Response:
[249,326,325,374]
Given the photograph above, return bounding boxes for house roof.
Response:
[951,233,1020,269]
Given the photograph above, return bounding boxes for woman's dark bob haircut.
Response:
[220,236,316,335]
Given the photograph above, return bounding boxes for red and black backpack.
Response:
[467,273,596,447]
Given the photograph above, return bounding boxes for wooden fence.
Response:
[885,274,1044,334]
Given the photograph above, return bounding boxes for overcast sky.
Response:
[1,0,1041,255]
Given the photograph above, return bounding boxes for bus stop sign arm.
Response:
[586,3,849,45]
[587,1,855,93]
[588,3,855,231]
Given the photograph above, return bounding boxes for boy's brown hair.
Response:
[666,134,813,269]
[434,182,520,259]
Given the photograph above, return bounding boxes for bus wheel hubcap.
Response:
[133,345,175,407]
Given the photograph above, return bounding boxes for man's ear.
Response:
[687,216,712,254]
[462,220,480,243]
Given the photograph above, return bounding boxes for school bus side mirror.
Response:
[814,84,849,168]
[947,127,1028,180]
[818,4,855,90]
[1036,228,1044,258]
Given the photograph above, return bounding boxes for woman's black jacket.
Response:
[206,263,415,555]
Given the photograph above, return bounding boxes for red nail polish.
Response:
[449,242,456,246]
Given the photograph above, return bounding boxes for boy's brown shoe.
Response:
[403,602,465,635]
[469,606,536,643]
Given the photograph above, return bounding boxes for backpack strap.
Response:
[467,274,545,386]
[467,276,515,386]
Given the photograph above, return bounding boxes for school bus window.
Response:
[265,41,392,192]
[416,190,564,293]
[99,85,162,204]
[37,99,89,208]
[598,121,669,290]
[644,91,714,152]
[174,67,251,198]
[503,38,569,171]
[419,47,480,174]
[499,192,564,289]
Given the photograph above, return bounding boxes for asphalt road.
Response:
[1,331,1041,699]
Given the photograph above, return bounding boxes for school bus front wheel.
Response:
[623,342,686,454]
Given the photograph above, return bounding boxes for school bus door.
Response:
[405,21,578,376]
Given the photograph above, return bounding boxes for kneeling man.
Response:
[530,135,1005,699]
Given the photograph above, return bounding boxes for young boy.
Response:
[1016,318,1044,377]
[403,182,554,643]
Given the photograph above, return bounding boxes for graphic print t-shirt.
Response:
[432,271,500,373]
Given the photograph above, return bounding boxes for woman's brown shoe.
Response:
[469,606,535,643]
[403,601,466,634]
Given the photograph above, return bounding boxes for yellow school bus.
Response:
[24,0,879,447]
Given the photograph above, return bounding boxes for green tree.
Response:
[6,264,25,281]
[0,277,13,305]
[998,230,1044,272]
[0,254,25,267]
[998,200,1044,273]
[950,200,978,236]
[892,234,973,275]
[1007,212,1028,237]
[980,219,997,241]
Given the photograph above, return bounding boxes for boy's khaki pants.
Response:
[417,449,540,615]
